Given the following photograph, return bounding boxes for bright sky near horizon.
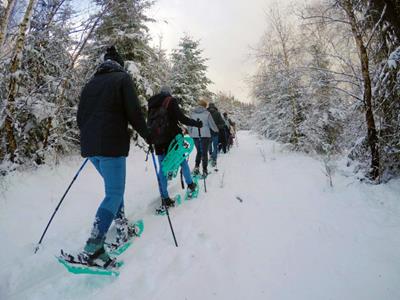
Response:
[147,0,273,103]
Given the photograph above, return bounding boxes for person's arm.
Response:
[170,98,200,127]
[208,112,219,132]
[121,75,149,139]
[216,112,225,130]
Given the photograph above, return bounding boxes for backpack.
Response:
[147,96,173,145]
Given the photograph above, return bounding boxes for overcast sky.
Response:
[147,0,274,103]
[71,0,279,103]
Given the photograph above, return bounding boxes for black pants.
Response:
[218,130,227,153]
[194,137,211,171]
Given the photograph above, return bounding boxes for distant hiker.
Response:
[76,46,150,268]
[223,112,235,151]
[189,99,219,177]
[207,103,225,166]
[147,86,202,212]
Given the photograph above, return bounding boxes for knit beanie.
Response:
[104,46,124,67]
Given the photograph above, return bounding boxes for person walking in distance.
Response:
[189,99,219,177]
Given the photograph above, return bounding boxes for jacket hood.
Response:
[148,92,171,109]
[193,106,207,114]
[95,60,125,75]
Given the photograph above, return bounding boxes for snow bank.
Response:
[1,132,399,300]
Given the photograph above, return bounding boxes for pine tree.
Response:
[82,0,156,103]
[169,35,212,111]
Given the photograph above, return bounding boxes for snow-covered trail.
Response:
[1,131,400,300]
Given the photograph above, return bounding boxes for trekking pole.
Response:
[34,158,89,253]
[149,147,178,247]
[197,120,207,193]
[180,167,185,189]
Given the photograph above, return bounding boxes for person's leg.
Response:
[201,138,210,172]
[194,138,201,168]
[208,136,213,156]
[181,159,193,185]
[212,134,219,162]
[219,131,227,153]
[88,156,126,243]
[225,128,230,151]
[157,154,169,199]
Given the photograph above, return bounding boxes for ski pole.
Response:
[34,158,89,253]
[150,148,178,247]
[180,167,185,189]
[197,119,207,193]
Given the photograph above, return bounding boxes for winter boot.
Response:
[185,181,199,200]
[210,159,217,168]
[192,166,200,176]
[113,217,139,246]
[187,182,197,192]
[80,237,118,269]
[162,197,175,207]
[156,197,175,214]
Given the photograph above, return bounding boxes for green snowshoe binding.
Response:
[57,247,122,276]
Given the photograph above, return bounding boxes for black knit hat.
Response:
[104,46,124,67]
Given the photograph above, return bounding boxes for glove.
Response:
[145,135,152,146]
[196,120,203,128]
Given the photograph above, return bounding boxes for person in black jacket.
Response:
[76,46,149,268]
[207,103,225,166]
[147,86,202,210]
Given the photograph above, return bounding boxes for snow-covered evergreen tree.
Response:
[169,35,212,111]
[213,92,254,130]
[81,0,157,104]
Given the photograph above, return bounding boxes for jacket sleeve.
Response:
[214,112,224,129]
[208,112,219,132]
[170,98,198,127]
[121,75,149,139]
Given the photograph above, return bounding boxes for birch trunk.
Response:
[3,0,37,162]
[0,0,16,51]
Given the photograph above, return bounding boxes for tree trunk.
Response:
[0,0,16,51]
[2,0,37,162]
[342,0,380,181]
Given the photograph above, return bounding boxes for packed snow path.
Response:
[1,131,400,300]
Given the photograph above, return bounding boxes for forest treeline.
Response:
[252,0,399,183]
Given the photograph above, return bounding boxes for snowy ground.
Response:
[1,131,400,300]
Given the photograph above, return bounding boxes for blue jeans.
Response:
[89,156,126,240]
[157,155,193,199]
[209,133,219,162]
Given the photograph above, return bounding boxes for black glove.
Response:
[196,120,203,128]
[145,135,152,146]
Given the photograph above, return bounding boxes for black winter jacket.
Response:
[207,104,226,131]
[147,92,199,155]
[77,61,149,157]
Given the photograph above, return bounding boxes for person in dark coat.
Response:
[77,46,149,267]
[147,86,202,209]
[207,103,225,166]
[223,112,236,150]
